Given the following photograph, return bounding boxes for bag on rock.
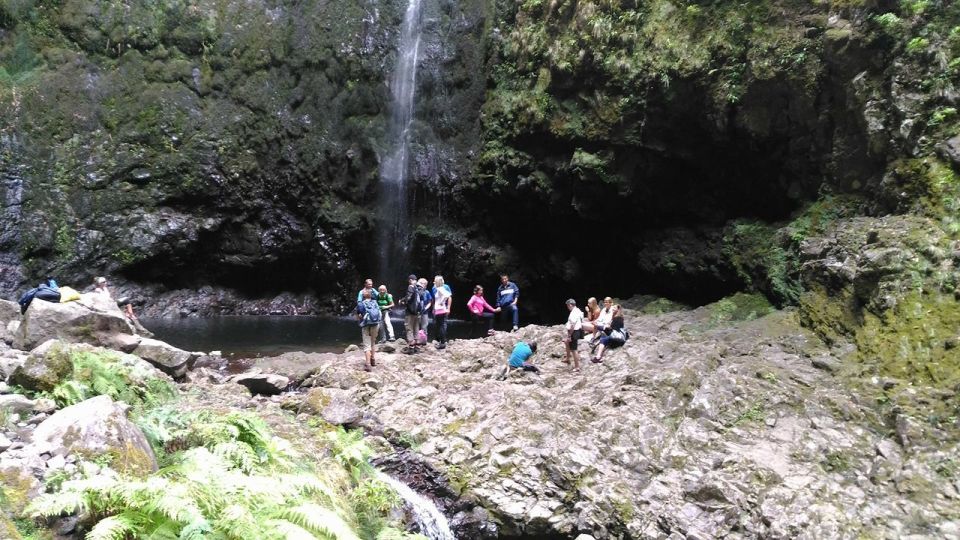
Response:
[18,287,38,314]
[417,329,427,345]
[34,287,61,303]
[58,286,81,303]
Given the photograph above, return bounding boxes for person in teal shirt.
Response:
[508,341,539,373]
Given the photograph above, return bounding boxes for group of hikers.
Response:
[353,273,628,375]
[353,273,522,371]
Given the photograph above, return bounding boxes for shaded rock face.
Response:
[260,304,959,538]
[0,0,491,312]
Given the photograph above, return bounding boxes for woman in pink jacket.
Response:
[467,285,500,337]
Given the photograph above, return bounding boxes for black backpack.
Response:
[406,285,423,315]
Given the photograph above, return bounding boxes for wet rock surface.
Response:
[230,302,960,539]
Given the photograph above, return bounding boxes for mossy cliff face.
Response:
[0,0,480,303]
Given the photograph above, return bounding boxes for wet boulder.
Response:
[235,373,289,396]
[8,340,74,392]
[14,293,135,350]
[132,338,192,378]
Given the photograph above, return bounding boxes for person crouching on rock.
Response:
[563,298,584,373]
[356,289,382,371]
[496,341,539,379]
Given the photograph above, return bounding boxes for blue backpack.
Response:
[360,300,382,327]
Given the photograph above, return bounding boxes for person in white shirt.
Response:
[563,298,584,372]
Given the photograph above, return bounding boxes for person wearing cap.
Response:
[563,298,584,372]
[401,274,422,353]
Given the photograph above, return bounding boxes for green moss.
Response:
[707,293,775,326]
[0,467,36,515]
[855,292,960,389]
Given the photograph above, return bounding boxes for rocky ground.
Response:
[227,297,960,539]
[2,294,959,539]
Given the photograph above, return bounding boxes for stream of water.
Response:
[378,0,424,284]
[375,471,456,540]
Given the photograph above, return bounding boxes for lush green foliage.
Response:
[43,350,176,410]
[28,409,374,539]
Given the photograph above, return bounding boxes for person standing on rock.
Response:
[496,274,520,332]
[356,289,381,371]
[357,278,379,303]
[401,274,422,354]
[564,298,584,372]
[418,278,433,344]
[432,276,452,350]
[467,285,500,337]
[376,284,396,343]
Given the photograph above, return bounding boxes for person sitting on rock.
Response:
[589,297,615,351]
[592,304,628,363]
[467,285,500,337]
[356,289,381,371]
[93,277,148,334]
[376,284,396,343]
[563,298,584,373]
[357,278,379,303]
[496,341,540,379]
[581,297,601,333]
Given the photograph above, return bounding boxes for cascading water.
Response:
[378,0,424,284]
[375,471,456,540]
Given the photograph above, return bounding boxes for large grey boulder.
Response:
[8,340,74,392]
[0,300,18,345]
[132,338,192,378]
[0,394,36,416]
[25,395,157,476]
[15,293,135,350]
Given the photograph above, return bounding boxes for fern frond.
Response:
[26,490,88,518]
[87,512,139,540]
[212,441,259,473]
[265,519,321,540]
[274,504,360,540]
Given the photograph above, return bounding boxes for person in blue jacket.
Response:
[496,274,520,332]
[357,278,379,303]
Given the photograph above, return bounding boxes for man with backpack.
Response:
[356,289,381,371]
[401,274,422,354]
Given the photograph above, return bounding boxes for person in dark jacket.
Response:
[496,274,520,332]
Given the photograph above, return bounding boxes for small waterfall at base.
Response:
[375,471,457,540]
[378,0,424,284]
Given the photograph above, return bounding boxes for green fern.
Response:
[47,350,176,409]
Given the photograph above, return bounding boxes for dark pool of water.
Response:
[141,315,494,358]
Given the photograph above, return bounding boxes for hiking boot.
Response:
[436,343,446,350]
[370,358,376,366]
[512,326,519,332]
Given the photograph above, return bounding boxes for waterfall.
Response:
[375,471,456,540]
[378,0,424,284]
